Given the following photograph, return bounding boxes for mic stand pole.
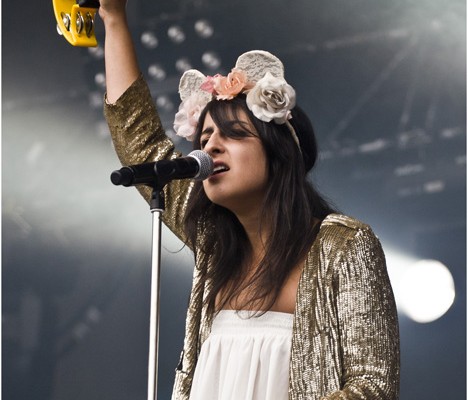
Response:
[147,182,166,400]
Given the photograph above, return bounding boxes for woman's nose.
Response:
[204,133,224,155]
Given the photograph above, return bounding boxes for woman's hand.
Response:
[98,0,127,22]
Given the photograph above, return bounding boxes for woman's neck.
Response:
[235,209,270,264]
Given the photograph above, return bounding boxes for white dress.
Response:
[189,310,294,400]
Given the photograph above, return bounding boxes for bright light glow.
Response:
[358,138,389,153]
[156,95,174,112]
[141,31,159,49]
[94,72,106,89]
[201,51,221,69]
[423,180,445,193]
[168,25,185,44]
[194,19,214,38]
[175,58,192,72]
[398,259,455,323]
[88,91,103,109]
[384,249,416,309]
[148,64,166,81]
[88,46,104,59]
[394,163,425,177]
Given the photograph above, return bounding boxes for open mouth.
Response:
[212,164,230,176]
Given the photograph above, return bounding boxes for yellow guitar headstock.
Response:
[53,0,99,47]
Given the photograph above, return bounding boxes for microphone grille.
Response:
[188,150,214,180]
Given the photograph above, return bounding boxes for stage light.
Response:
[148,64,167,81]
[156,95,174,112]
[94,72,106,89]
[175,58,192,72]
[358,138,388,153]
[398,259,455,323]
[423,180,445,194]
[201,51,221,70]
[168,25,185,44]
[88,45,104,59]
[141,31,159,49]
[88,91,103,109]
[397,128,431,149]
[394,163,425,177]
[194,19,214,39]
[441,126,463,139]
[380,248,415,303]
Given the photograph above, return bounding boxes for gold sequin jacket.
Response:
[104,76,400,400]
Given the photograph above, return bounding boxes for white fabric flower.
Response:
[246,72,296,124]
[173,93,209,141]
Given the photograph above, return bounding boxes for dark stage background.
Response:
[2,0,466,399]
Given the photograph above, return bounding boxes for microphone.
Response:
[111,150,213,187]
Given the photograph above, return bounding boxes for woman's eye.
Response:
[200,139,208,149]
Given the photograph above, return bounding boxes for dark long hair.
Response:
[184,95,335,315]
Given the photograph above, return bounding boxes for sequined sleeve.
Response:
[103,75,193,243]
[324,222,400,399]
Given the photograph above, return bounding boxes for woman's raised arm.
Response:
[99,0,140,103]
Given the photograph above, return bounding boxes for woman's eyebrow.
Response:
[201,126,214,135]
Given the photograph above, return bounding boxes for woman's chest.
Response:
[216,261,304,314]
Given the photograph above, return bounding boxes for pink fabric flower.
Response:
[173,93,209,141]
[212,69,253,100]
[200,75,220,94]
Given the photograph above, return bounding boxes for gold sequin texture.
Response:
[104,76,400,400]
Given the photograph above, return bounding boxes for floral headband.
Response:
[173,50,300,148]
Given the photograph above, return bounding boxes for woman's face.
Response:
[200,111,269,216]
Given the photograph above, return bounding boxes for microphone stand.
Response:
[147,182,166,400]
[110,152,213,399]
[111,168,168,400]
